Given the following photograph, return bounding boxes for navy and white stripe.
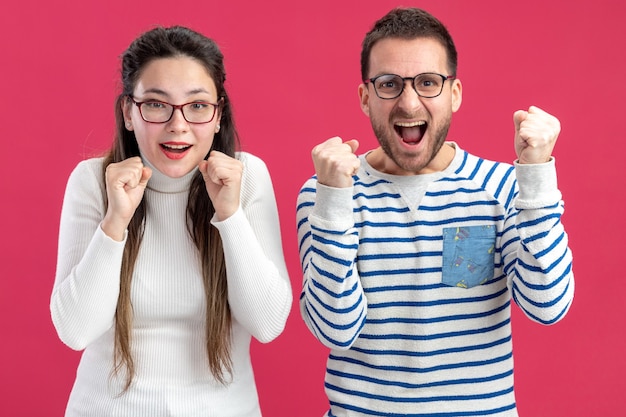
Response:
[296,144,574,416]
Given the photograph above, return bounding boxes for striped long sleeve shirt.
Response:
[296,143,574,417]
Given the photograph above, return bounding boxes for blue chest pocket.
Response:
[442,225,496,289]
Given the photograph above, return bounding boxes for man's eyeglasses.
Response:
[364,73,455,100]
[130,97,221,124]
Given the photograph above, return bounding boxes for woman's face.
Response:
[122,56,222,178]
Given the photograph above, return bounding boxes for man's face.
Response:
[359,37,462,175]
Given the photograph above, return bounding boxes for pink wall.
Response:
[1,0,624,415]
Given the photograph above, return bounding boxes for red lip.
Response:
[160,142,192,160]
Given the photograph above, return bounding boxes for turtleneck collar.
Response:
[141,155,198,194]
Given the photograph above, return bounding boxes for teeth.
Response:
[395,121,426,127]
[162,144,190,150]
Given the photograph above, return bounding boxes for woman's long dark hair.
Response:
[104,26,240,391]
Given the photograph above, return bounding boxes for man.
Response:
[296,7,574,416]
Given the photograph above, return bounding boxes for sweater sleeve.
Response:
[502,158,574,324]
[296,178,367,350]
[211,153,292,343]
[50,159,126,350]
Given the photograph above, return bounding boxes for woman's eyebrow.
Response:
[139,87,212,97]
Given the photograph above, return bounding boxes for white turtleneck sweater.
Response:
[51,152,292,417]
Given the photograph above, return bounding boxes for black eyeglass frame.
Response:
[129,96,222,124]
[364,73,456,99]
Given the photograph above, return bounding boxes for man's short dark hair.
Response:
[360,8,458,80]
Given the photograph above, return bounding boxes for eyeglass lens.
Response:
[373,73,445,99]
[140,102,216,123]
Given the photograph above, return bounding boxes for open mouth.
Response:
[394,121,426,145]
[161,143,192,154]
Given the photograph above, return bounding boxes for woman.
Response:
[50,26,292,416]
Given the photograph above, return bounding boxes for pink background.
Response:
[1,0,624,415]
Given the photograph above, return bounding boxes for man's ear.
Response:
[358,83,371,118]
[451,78,462,113]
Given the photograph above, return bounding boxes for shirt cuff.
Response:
[211,206,245,229]
[514,157,563,209]
[98,222,128,243]
[310,183,354,229]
